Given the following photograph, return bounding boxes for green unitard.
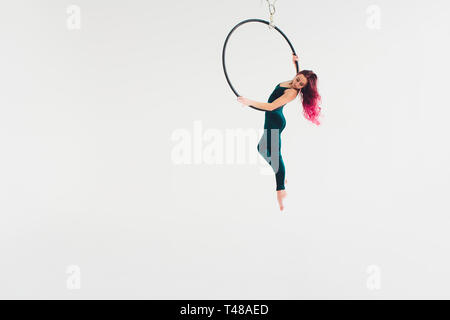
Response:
[257,83,288,191]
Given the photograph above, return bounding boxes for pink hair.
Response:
[298,70,322,125]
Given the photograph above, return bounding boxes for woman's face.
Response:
[292,74,308,90]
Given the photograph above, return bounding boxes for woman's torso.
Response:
[267,83,291,104]
[264,83,291,130]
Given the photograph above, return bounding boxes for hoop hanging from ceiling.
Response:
[221,19,299,111]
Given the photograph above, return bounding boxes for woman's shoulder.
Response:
[279,81,291,88]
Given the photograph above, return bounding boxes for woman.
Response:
[237,54,321,211]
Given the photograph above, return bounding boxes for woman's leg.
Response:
[257,128,285,191]
[275,133,286,191]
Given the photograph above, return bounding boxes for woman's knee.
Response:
[257,142,266,155]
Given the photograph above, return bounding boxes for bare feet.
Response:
[277,189,287,211]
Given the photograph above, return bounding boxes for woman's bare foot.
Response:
[277,189,287,211]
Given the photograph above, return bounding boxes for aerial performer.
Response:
[237,53,322,211]
[222,2,322,212]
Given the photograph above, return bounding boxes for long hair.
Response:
[298,70,321,125]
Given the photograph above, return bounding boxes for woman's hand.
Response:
[292,53,299,65]
[237,96,251,107]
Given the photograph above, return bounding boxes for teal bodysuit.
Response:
[257,83,288,191]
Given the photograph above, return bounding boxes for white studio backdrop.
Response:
[0,0,449,299]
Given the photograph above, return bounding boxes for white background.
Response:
[0,0,450,299]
